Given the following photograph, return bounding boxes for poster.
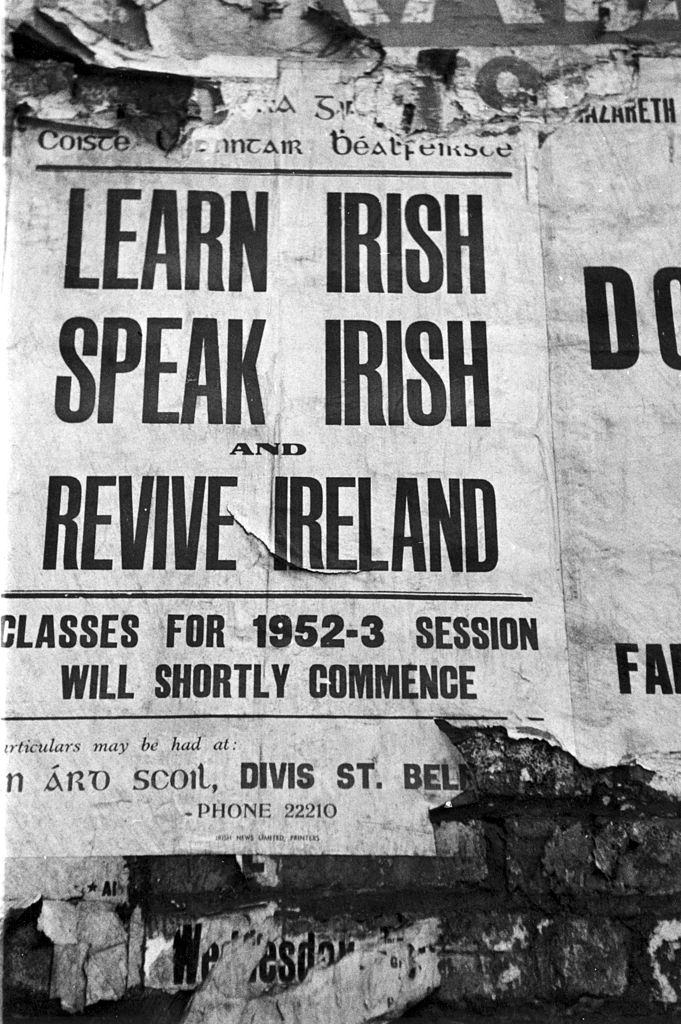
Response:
[2,66,575,856]
[540,57,681,776]
[2,58,680,860]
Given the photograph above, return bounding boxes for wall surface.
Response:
[4,730,681,1019]
[3,0,681,1021]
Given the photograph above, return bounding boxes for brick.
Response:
[439,725,675,813]
[438,913,538,1005]
[431,822,488,881]
[128,855,245,904]
[537,918,629,998]
[505,817,556,894]
[505,818,681,898]
[541,822,597,893]
[2,918,52,1008]
[271,854,486,891]
[438,950,536,1005]
[614,821,681,895]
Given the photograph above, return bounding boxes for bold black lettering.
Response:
[278,941,296,983]
[671,645,681,693]
[43,477,82,569]
[258,942,277,984]
[273,476,289,569]
[448,321,490,426]
[358,477,388,570]
[427,478,463,572]
[463,479,497,571]
[326,193,342,292]
[61,665,88,699]
[185,191,225,291]
[646,644,673,694]
[206,477,237,570]
[325,319,342,424]
[172,477,206,570]
[225,319,265,424]
[392,479,426,572]
[342,320,385,425]
[344,194,382,293]
[326,477,356,571]
[229,192,268,292]
[103,189,141,289]
[584,267,639,369]
[141,190,182,290]
[445,195,485,294]
[289,477,324,569]
[99,318,143,423]
[386,193,403,293]
[82,477,115,570]
[405,196,443,293]
[405,321,446,425]
[173,924,203,985]
[119,477,154,569]
[142,318,181,424]
[181,319,223,424]
[55,318,98,422]
[654,267,681,369]
[616,642,638,694]
[64,189,99,288]
[386,320,404,425]
[153,476,169,570]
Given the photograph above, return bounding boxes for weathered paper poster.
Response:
[540,59,681,779]
[2,67,573,855]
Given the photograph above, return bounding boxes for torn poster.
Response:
[143,905,441,1022]
[1,61,678,856]
[539,57,681,777]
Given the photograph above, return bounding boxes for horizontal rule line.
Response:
[1,591,533,602]
[3,714,513,722]
[35,165,513,178]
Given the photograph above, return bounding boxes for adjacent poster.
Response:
[540,60,681,774]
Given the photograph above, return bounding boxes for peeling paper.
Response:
[143,905,440,1023]
[649,919,681,1004]
[188,920,441,1024]
[38,900,128,1012]
[143,902,280,993]
[10,0,371,77]
[3,857,129,913]
[237,854,281,887]
[16,0,284,76]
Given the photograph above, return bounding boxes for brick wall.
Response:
[4,728,681,1019]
